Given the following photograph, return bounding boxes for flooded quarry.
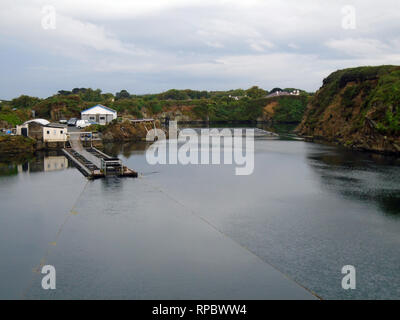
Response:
[0,130,399,299]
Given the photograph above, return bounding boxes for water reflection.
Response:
[103,141,149,159]
[0,162,18,177]
[179,122,299,140]
[306,145,400,217]
[101,123,298,160]
[100,175,124,192]
[178,121,298,133]
[0,151,71,176]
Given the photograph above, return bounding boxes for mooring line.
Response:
[140,176,322,300]
[21,179,91,300]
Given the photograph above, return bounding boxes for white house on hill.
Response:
[81,104,117,125]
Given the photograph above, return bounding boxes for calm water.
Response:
[0,129,399,300]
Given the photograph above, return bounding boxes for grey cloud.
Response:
[1,0,400,98]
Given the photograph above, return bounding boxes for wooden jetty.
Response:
[62,132,137,179]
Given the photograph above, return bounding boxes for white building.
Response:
[43,124,68,142]
[81,104,117,125]
[16,119,68,143]
[16,119,50,135]
[16,119,50,138]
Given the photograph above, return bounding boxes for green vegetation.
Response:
[0,105,31,126]
[306,65,400,133]
[0,163,18,177]
[0,135,35,156]
[10,95,41,109]
[0,112,23,126]
[0,86,311,128]
[342,85,361,108]
[190,97,264,121]
[314,66,395,112]
[271,96,308,123]
[245,86,267,98]
[376,107,400,133]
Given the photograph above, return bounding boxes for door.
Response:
[21,128,28,137]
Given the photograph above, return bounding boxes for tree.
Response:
[72,88,87,95]
[270,87,283,94]
[58,90,72,96]
[245,86,267,98]
[116,90,130,100]
[10,95,41,109]
[158,89,189,100]
[102,93,115,102]
[228,89,246,97]
[82,88,102,102]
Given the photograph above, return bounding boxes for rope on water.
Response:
[21,179,90,299]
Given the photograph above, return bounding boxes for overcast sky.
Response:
[1,0,400,99]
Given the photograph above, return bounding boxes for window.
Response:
[100,117,105,120]
[90,117,95,120]
[47,131,50,134]
[60,131,63,134]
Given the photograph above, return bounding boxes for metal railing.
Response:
[100,157,123,175]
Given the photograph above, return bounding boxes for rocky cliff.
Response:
[297,66,400,155]
[94,120,160,142]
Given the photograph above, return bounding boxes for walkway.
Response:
[69,135,101,168]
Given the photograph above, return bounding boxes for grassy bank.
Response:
[0,136,36,156]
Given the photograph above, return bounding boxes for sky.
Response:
[1,0,400,99]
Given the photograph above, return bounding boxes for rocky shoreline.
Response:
[299,134,400,156]
[0,136,36,157]
[0,120,156,156]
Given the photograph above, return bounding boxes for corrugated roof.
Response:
[23,119,50,126]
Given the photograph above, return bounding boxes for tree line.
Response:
[0,86,310,125]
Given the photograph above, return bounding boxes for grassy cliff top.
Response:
[316,65,400,108]
[322,65,399,86]
[304,65,400,135]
